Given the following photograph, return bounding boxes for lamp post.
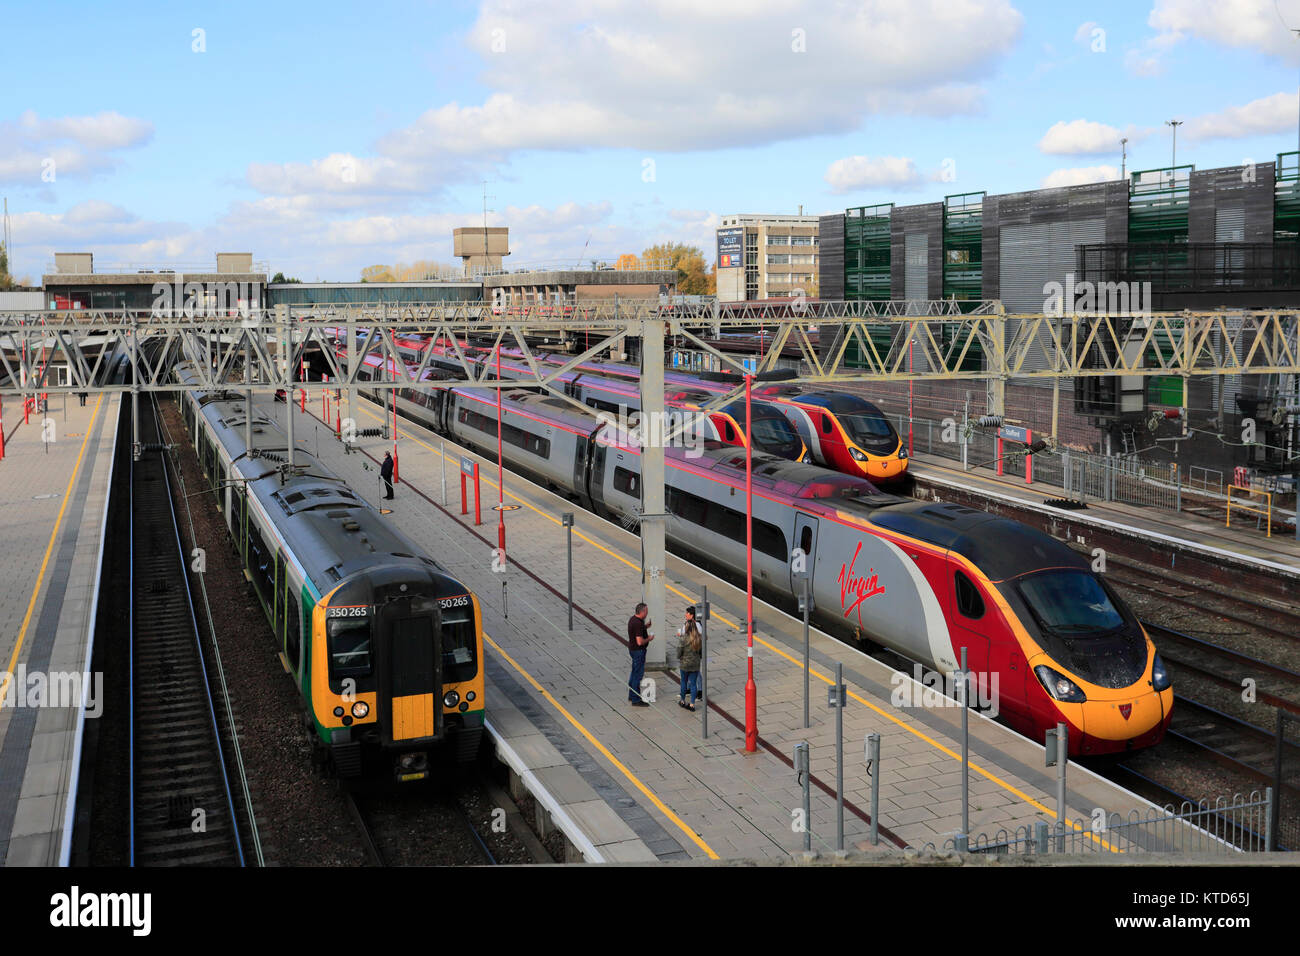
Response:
[703,365,798,753]
[1165,120,1182,180]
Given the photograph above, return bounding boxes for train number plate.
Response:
[327,606,369,618]
[438,595,470,609]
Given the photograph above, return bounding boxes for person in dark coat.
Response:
[627,603,653,706]
[380,452,394,499]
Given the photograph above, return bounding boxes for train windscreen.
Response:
[838,410,898,451]
[1017,571,1125,637]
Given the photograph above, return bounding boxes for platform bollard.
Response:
[794,742,812,853]
[959,646,969,842]
[866,733,881,846]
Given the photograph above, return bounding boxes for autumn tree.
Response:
[360,260,460,282]
[641,242,714,295]
[0,242,13,291]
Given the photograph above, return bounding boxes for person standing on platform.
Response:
[627,602,653,706]
[77,392,87,407]
[380,451,394,500]
[676,606,702,711]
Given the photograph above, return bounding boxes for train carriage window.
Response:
[667,486,707,525]
[955,571,985,619]
[286,591,301,671]
[800,526,813,557]
[613,466,639,497]
[247,523,273,610]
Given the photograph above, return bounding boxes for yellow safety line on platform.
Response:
[483,632,720,860]
[1,394,104,707]
[360,402,1116,852]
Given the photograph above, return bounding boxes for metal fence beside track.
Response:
[888,412,1296,531]
[921,790,1273,856]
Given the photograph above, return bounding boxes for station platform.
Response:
[0,392,118,866]
[908,452,1300,578]
[272,393,1176,860]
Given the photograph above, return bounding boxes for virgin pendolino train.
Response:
[173,362,485,782]
[340,359,1172,757]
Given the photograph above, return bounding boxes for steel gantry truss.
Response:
[2,302,1298,400]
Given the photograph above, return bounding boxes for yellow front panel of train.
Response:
[392,693,435,740]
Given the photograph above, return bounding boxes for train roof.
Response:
[868,501,1087,581]
[174,362,464,596]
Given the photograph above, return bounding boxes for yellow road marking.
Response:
[361,402,1118,851]
[483,632,719,860]
[1,394,104,706]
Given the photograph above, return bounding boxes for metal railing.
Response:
[922,790,1272,855]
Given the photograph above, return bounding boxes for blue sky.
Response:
[4,0,1300,281]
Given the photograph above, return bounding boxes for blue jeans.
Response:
[628,648,647,701]
[680,670,700,704]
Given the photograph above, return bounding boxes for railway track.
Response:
[347,786,498,866]
[1167,696,1300,794]
[1109,560,1300,649]
[130,394,245,866]
[1142,621,1300,717]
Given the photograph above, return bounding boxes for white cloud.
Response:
[824,155,922,193]
[0,111,153,185]
[1185,91,1300,140]
[1040,165,1120,188]
[1038,119,1140,155]
[379,0,1018,159]
[1147,0,1300,62]
[1074,21,1099,45]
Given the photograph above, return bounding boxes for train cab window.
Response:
[954,571,985,619]
[613,466,639,497]
[441,605,478,683]
[724,421,737,443]
[821,414,833,435]
[327,617,372,678]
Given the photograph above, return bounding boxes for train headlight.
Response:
[1151,653,1171,692]
[1034,665,1087,703]
[443,690,460,708]
[899,448,908,460]
[351,701,369,719]
[849,447,867,462]
[800,453,813,464]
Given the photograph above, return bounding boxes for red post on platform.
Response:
[300,388,306,412]
[1025,428,1034,484]
[744,373,758,754]
[25,397,31,425]
[392,393,399,485]
[460,469,468,515]
[473,462,482,526]
[1,395,5,461]
[995,435,1004,476]
[322,375,329,419]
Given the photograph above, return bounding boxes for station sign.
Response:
[460,455,475,476]
[998,424,1029,443]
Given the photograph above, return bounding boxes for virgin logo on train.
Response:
[838,541,886,624]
